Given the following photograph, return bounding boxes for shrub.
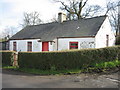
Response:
[18,46,120,70]
[115,35,120,45]
[1,51,15,66]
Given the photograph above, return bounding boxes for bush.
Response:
[1,51,15,66]
[115,35,120,45]
[18,46,120,70]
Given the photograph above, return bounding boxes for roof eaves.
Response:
[9,38,41,40]
[57,36,95,38]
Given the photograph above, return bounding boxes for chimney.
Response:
[58,12,67,23]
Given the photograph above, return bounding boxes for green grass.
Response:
[2,66,18,69]
[81,59,120,73]
[2,65,81,75]
[17,68,81,75]
[2,59,120,75]
[94,59,120,68]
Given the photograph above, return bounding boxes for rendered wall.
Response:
[9,39,41,52]
[9,39,54,52]
[57,38,95,51]
[95,17,115,48]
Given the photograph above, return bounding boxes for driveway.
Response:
[2,69,120,88]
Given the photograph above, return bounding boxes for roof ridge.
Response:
[26,15,107,27]
[60,15,107,24]
[82,15,107,20]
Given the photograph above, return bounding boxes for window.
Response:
[106,35,109,47]
[13,42,17,51]
[70,42,78,49]
[27,42,32,51]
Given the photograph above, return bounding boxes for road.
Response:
[2,69,120,88]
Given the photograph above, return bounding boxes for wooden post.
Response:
[13,52,18,66]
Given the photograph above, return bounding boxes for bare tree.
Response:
[47,15,58,23]
[53,0,102,20]
[1,27,17,40]
[82,5,102,18]
[50,17,58,22]
[21,11,42,27]
[105,1,119,35]
[1,30,10,40]
[118,1,120,35]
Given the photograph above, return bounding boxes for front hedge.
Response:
[1,51,15,66]
[18,46,120,70]
[115,35,120,45]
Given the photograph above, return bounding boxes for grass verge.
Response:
[18,68,81,75]
[81,59,120,73]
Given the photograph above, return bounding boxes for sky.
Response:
[0,0,116,38]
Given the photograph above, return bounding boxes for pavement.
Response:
[1,69,120,88]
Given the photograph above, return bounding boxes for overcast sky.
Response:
[0,0,116,37]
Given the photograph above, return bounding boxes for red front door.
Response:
[42,42,49,51]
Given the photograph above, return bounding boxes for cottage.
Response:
[9,13,115,52]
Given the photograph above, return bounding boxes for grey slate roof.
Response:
[10,15,107,41]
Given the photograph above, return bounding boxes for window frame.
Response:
[13,42,17,51]
[27,42,32,52]
[106,35,109,47]
[69,42,78,49]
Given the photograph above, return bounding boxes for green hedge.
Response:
[115,35,120,45]
[1,51,15,66]
[18,46,120,70]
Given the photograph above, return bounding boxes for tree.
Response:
[0,26,17,40]
[105,0,119,36]
[1,27,17,41]
[47,15,58,23]
[21,11,42,27]
[53,0,102,20]
[118,1,120,35]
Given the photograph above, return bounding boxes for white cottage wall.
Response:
[9,39,42,52]
[9,39,54,52]
[49,42,54,51]
[57,38,95,51]
[95,17,115,48]
[53,39,58,51]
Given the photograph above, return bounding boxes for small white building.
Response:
[9,13,115,52]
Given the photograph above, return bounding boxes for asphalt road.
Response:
[2,69,120,88]
[0,69,2,89]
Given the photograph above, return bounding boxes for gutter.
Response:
[9,38,41,40]
[57,36,95,38]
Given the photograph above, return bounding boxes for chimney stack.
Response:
[58,12,67,23]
